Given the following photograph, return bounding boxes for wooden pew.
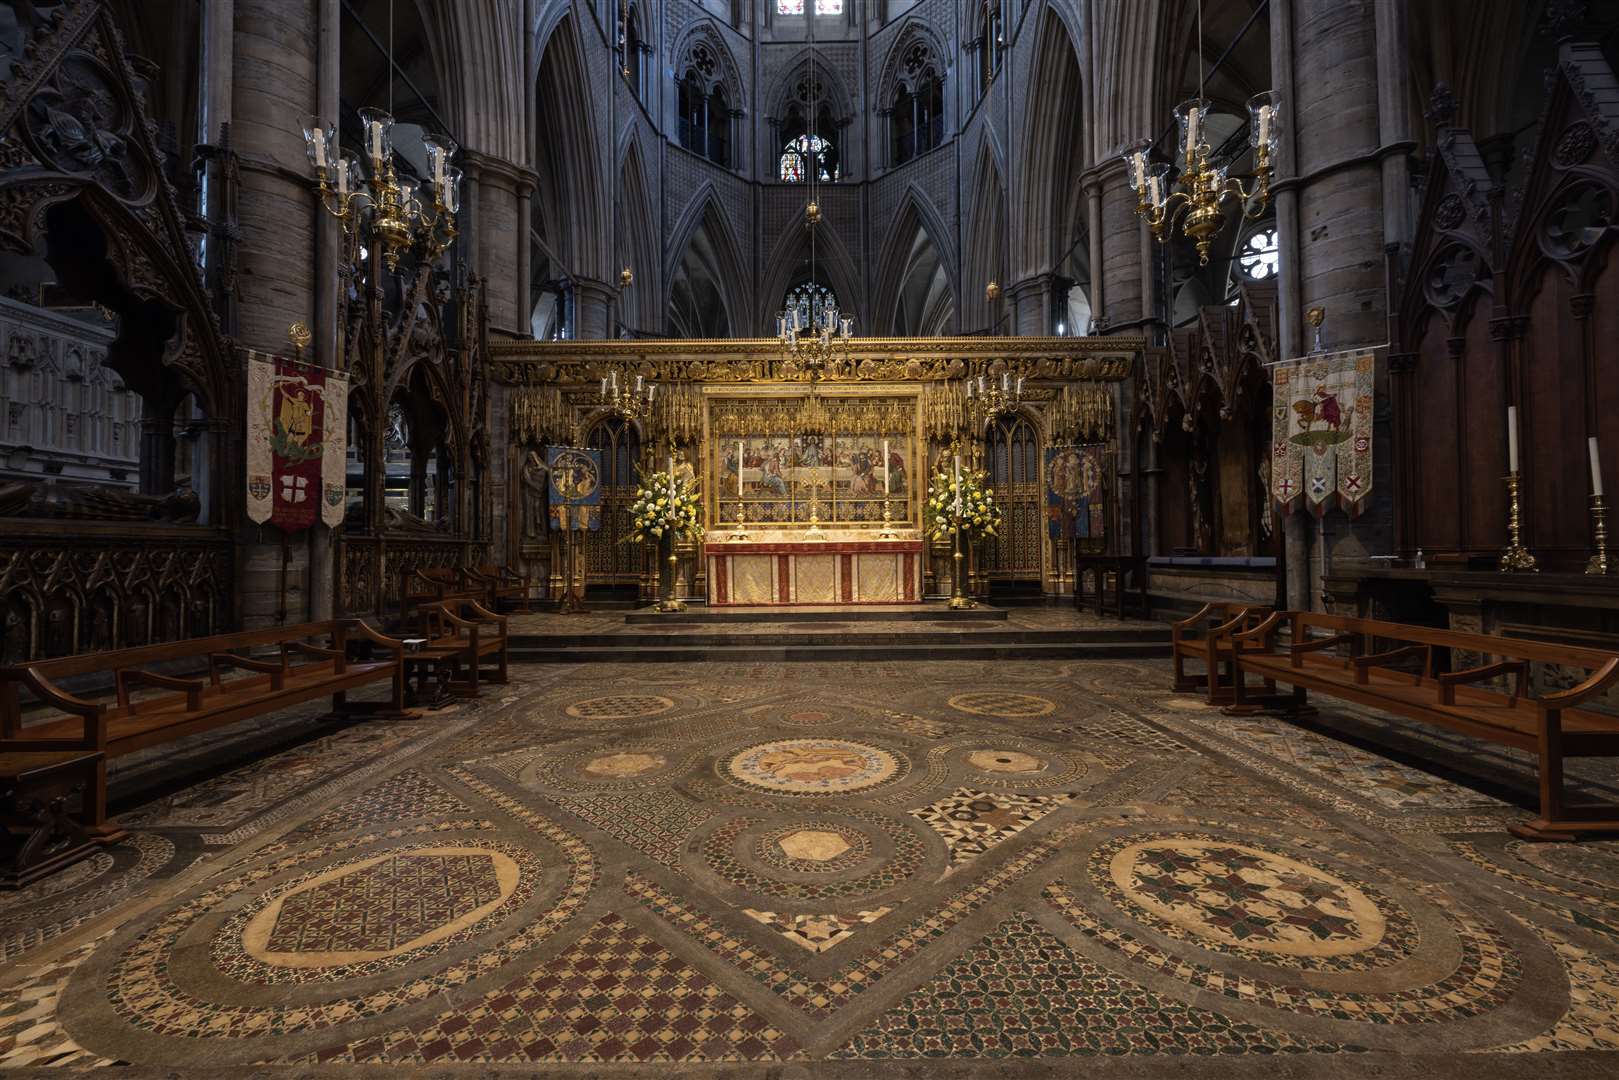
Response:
[1171,602,1272,704]
[1,749,104,887]
[1225,612,1619,840]
[400,566,481,620]
[0,620,411,845]
[463,564,531,612]
[417,599,510,699]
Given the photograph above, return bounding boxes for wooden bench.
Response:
[464,564,531,612]
[0,620,411,843]
[1225,612,1619,841]
[1171,602,1272,704]
[1072,552,1149,619]
[416,600,510,699]
[400,566,481,620]
[1,750,104,887]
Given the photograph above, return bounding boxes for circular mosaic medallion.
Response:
[564,694,675,721]
[581,751,667,778]
[724,738,904,795]
[947,691,1057,718]
[1108,837,1387,960]
[965,749,1048,774]
[1510,840,1619,893]
[755,822,874,873]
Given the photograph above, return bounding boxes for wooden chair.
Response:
[1171,602,1272,704]
[1,750,104,887]
[399,565,480,620]
[418,599,510,698]
[463,564,530,612]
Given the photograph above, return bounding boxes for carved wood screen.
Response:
[1392,41,1619,571]
[583,417,644,587]
[982,412,1043,583]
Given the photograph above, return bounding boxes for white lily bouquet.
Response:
[628,469,704,543]
[924,468,1003,543]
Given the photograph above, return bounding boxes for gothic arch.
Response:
[876,17,950,105]
[872,189,959,336]
[617,134,661,334]
[1015,8,1085,280]
[758,208,865,336]
[765,52,855,178]
[534,12,607,279]
[665,187,750,338]
[671,18,747,110]
[961,136,1008,332]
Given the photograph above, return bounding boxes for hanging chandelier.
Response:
[598,369,655,421]
[966,372,1025,422]
[1122,2,1279,266]
[301,2,460,272]
[776,22,853,377]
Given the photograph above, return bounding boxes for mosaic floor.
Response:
[3,658,1619,1078]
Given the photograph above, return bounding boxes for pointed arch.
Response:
[758,207,865,335]
[665,187,750,338]
[872,188,959,336]
[961,136,1008,332]
[1015,9,1085,280]
[534,13,607,280]
[617,134,661,334]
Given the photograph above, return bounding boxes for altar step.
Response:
[507,627,1170,663]
[622,604,1007,625]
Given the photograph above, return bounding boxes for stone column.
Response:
[233,0,317,625]
[1097,163,1142,332]
[309,0,339,622]
[516,178,533,335]
[573,278,614,340]
[1009,274,1053,336]
[1085,180,1104,325]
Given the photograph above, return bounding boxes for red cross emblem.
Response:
[1278,478,1296,496]
[1344,474,1363,492]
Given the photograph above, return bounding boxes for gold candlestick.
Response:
[1588,495,1611,575]
[728,501,751,542]
[878,497,900,539]
[1499,471,1538,573]
[948,522,975,609]
[656,528,686,611]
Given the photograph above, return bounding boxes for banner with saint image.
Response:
[546,446,602,530]
[245,350,348,531]
[1270,348,1375,517]
[1046,444,1108,541]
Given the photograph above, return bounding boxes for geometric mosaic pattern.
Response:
[909,787,1077,867]
[831,915,1356,1057]
[14,651,1619,1071]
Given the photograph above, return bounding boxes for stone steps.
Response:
[509,635,1170,664]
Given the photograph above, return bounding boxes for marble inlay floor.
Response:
[2,658,1618,1078]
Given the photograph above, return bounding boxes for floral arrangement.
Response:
[924,467,1002,543]
[628,470,704,543]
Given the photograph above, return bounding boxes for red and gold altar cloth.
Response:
[705,535,923,606]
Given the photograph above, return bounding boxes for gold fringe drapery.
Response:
[1050,383,1114,443]
[509,385,567,446]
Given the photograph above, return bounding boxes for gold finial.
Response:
[985,280,1002,303]
[1306,306,1326,328]
[288,322,312,356]
[620,266,635,289]
[805,200,821,226]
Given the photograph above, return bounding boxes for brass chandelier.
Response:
[598,369,656,422]
[1122,0,1280,266]
[302,1,460,271]
[966,372,1025,422]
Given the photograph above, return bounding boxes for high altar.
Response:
[491,338,1139,606]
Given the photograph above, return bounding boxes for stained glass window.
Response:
[777,0,804,13]
[784,282,837,330]
[816,0,844,12]
[1239,227,1279,280]
[779,134,837,183]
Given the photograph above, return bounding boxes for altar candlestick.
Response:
[953,454,961,508]
[1591,437,1605,497]
[1507,407,1520,473]
[882,440,890,494]
[600,376,608,397]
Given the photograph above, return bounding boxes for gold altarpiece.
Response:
[492,337,1137,603]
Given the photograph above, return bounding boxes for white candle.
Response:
[312,133,327,168]
[1507,406,1520,473]
[600,376,608,396]
[635,374,643,393]
[1185,106,1201,159]
[882,440,890,495]
[610,371,618,391]
[668,455,676,507]
[1257,105,1272,149]
[647,383,655,402]
[954,454,961,491]
[1591,436,1605,498]
[1132,152,1145,190]
[1148,173,1164,207]
[369,122,382,161]
[335,158,349,196]
[737,441,744,498]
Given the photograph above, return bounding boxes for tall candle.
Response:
[737,440,744,498]
[335,158,349,197]
[600,376,608,396]
[1185,106,1201,160]
[1148,173,1164,207]
[882,440,890,495]
[1257,105,1272,149]
[312,132,327,168]
[1507,406,1520,473]
[1131,152,1145,190]
[1591,436,1605,498]
[369,121,382,161]
[953,454,961,505]
[668,455,676,509]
